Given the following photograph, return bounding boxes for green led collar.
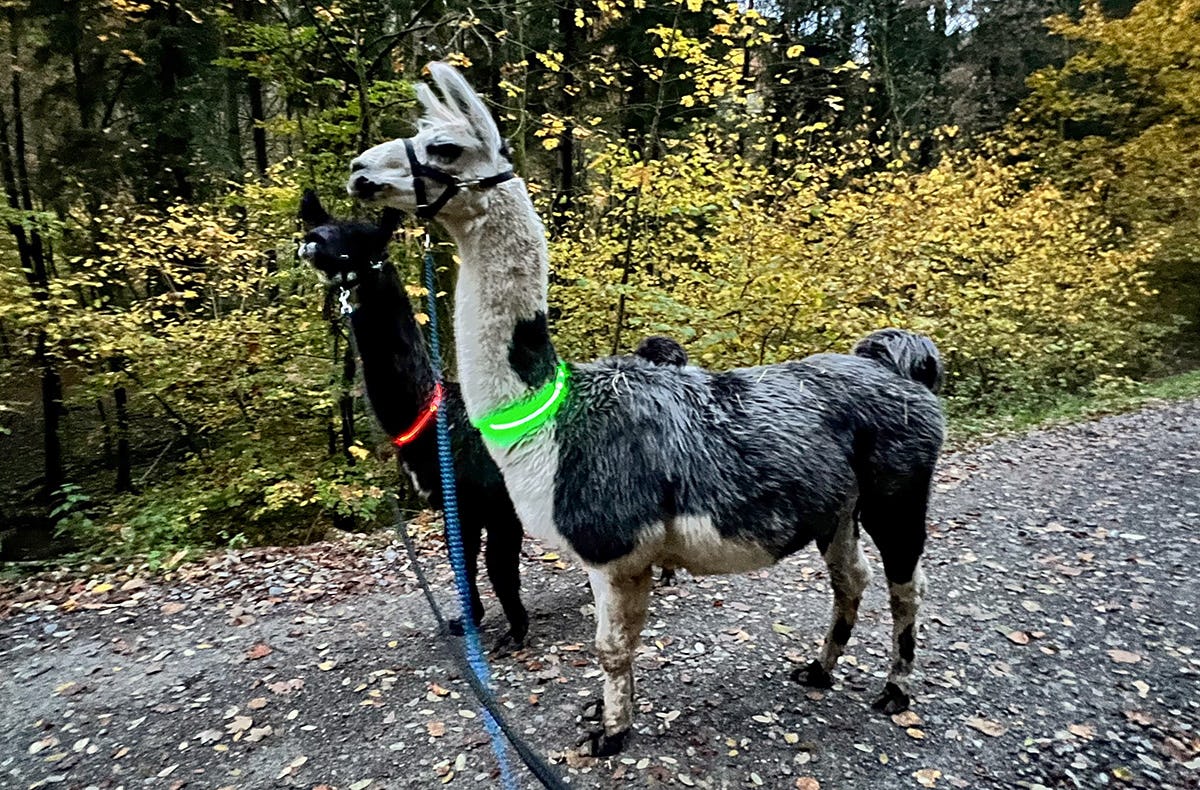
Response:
[472,361,570,445]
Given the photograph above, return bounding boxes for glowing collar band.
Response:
[392,382,445,447]
[472,362,570,445]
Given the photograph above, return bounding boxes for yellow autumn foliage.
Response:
[1025,0,1200,323]
[550,131,1166,411]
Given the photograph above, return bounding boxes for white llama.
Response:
[348,63,945,756]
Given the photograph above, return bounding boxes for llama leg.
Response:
[860,480,930,714]
[582,567,652,756]
[792,512,870,688]
[483,514,529,648]
[447,518,486,636]
[875,561,926,713]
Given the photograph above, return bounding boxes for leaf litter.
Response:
[2,401,1199,787]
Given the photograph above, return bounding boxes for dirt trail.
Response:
[3,400,1198,789]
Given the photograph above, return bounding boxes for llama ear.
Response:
[299,189,330,228]
[377,207,403,238]
[415,83,452,122]
[426,61,504,151]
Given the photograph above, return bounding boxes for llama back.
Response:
[852,329,944,394]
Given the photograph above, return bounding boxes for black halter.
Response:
[403,138,515,220]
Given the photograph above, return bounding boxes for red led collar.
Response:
[392,382,445,447]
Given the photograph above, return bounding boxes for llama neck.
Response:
[444,180,558,418]
[348,263,437,437]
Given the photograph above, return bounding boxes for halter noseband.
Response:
[403,138,515,220]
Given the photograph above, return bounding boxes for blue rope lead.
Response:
[422,242,519,789]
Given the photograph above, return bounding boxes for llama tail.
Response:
[852,329,944,394]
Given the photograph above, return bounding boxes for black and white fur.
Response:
[299,191,689,646]
[347,63,946,755]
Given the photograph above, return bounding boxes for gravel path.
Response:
[2,399,1198,789]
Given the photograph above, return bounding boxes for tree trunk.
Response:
[226,72,246,174]
[4,13,64,504]
[248,75,268,176]
[112,360,133,493]
[39,335,65,498]
[552,0,578,232]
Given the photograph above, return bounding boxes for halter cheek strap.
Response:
[403,138,515,220]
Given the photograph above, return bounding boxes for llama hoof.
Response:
[508,615,529,647]
[791,660,834,689]
[658,567,676,586]
[579,727,628,757]
[446,611,486,637]
[580,698,604,723]
[491,630,526,653]
[871,682,910,714]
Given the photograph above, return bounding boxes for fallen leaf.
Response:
[1068,723,1095,740]
[965,716,1007,737]
[28,737,58,755]
[277,755,307,779]
[227,716,252,734]
[427,721,446,737]
[891,710,922,728]
[907,727,926,739]
[1107,649,1142,664]
[1006,631,1030,645]
[349,781,373,790]
[160,602,186,615]
[796,779,820,790]
[317,660,336,671]
[91,583,114,594]
[267,678,303,695]
[248,697,268,710]
[914,768,942,787]
[245,725,273,743]
[196,728,222,745]
[1124,710,1153,726]
[1132,680,1150,698]
[246,643,272,661]
[54,682,84,697]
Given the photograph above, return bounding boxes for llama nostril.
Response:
[353,175,383,199]
[350,160,366,173]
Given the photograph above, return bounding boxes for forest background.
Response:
[1,0,1196,560]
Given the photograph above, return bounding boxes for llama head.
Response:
[298,189,401,288]
[347,62,511,222]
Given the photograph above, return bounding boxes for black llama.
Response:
[299,191,687,645]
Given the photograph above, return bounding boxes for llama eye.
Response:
[426,142,464,161]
